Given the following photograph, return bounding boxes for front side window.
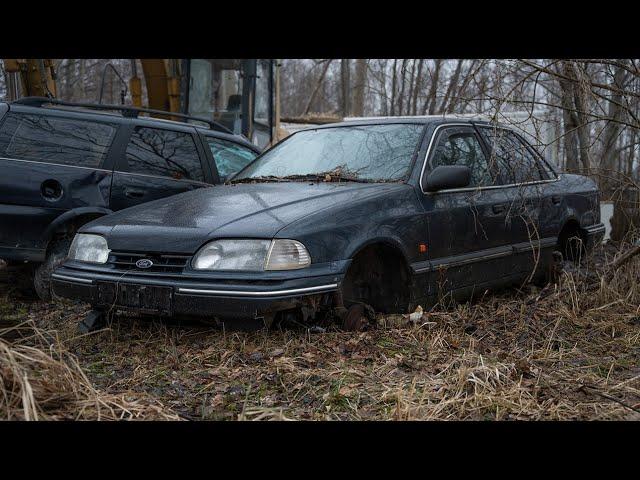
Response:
[480,128,543,185]
[0,112,115,168]
[427,128,494,187]
[206,137,257,181]
[233,124,425,183]
[125,127,204,182]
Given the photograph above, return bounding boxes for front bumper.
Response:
[51,261,347,321]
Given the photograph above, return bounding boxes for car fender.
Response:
[41,207,113,249]
[345,232,412,267]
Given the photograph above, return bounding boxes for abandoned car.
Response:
[51,118,605,330]
[0,97,260,300]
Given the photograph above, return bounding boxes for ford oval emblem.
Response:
[136,259,154,269]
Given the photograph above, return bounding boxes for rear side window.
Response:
[523,139,556,180]
[125,127,204,182]
[428,127,494,187]
[480,128,543,184]
[0,112,115,168]
[205,137,257,180]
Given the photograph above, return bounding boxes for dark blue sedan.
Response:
[52,118,605,331]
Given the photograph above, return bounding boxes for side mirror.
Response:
[424,165,471,192]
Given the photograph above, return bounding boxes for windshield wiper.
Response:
[230,172,372,184]
[280,173,371,183]
[228,175,285,184]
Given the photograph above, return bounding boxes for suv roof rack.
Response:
[11,96,233,134]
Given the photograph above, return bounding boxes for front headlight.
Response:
[68,234,110,264]
[192,239,311,271]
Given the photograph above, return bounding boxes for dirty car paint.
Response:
[0,158,111,251]
[56,118,605,321]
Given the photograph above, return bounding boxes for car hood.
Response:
[85,182,408,253]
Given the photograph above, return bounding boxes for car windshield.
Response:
[232,123,425,183]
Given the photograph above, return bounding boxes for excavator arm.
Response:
[3,59,57,99]
[137,59,181,113]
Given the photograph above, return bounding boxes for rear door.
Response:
[110,124,213,211]
[514,133,562,243]
[0,108,117,257]
[477,126,551,277]
[418,124,512,298]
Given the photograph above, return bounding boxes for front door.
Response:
[417,125,512,301]
[110,125,212,211]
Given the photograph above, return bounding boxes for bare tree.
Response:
[341,59,351,117]
[351,59,368,117]
[303,60,333,116]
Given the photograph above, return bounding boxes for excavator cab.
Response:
[185,59,275,149]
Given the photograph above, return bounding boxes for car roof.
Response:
[297,116,495,130]
[3,101,258,150]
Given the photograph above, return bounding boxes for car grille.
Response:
[107,251,191,273]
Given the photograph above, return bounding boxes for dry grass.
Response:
[1,244,639,421]
[1,293,180,420]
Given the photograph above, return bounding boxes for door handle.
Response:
[492,204,506,214]
[551,195,561,205]
[125,188,145,199]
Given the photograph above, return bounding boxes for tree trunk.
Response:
[341,59,351,117]
[448,60,479,113]
[411,59,424,116]
[390,59,398,116]
[570,62,593,172]
[439,60,463,113]
[303,60,332,116]
[600,63,628,194]
[397,59,408,116]
[422,60,442,115]
[626,129,637,178]
[558,62,580,173]
[79,59,86,98]
[351,59,367,117]
[406,59,416,116]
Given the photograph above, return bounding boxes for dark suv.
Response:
[0,97,260,299]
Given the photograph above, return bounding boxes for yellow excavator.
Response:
[2,58,284,149]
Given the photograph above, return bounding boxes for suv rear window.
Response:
[126,127,204,182]
[0,112,115,168]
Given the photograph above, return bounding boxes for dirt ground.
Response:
[1,244,639,421]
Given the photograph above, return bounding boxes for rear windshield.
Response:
[0,112,116,168]
[234,124,425,182]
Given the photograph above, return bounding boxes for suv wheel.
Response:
[34,237,73,301]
